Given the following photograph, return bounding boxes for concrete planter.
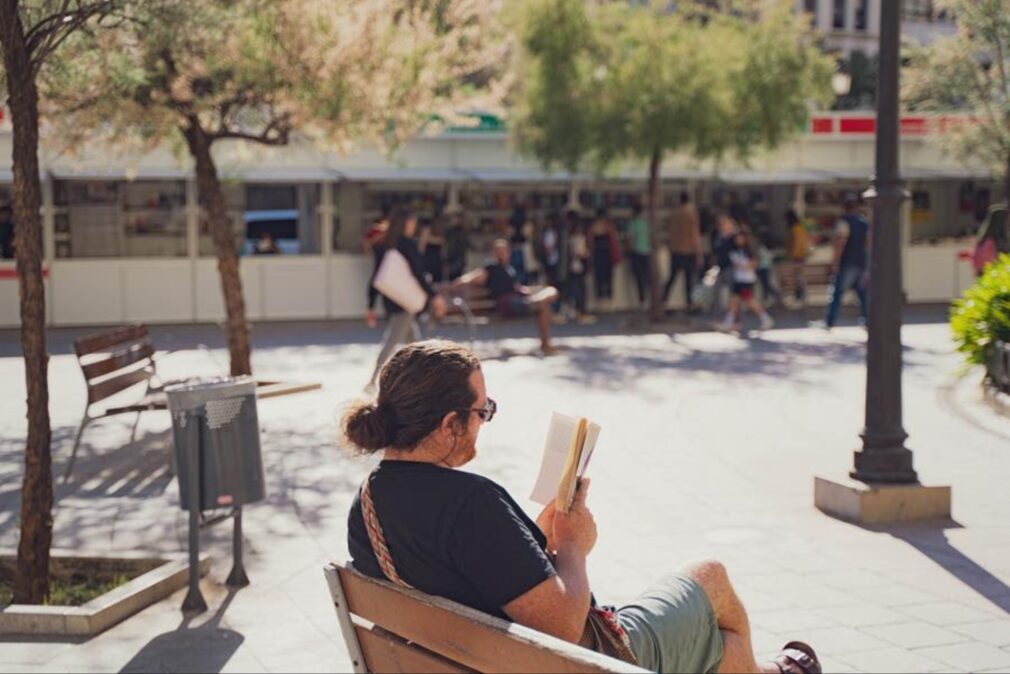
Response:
[0,551,210,637]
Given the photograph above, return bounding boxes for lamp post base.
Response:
[814,476,951,525]
[850,447,918,484]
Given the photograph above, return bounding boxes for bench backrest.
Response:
[325,563,646,674]
[74,325,157,406]
[437,283,497,317]
[778,262,834,292]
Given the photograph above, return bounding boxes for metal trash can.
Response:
[166,376,265,611]
[166,377,265,511]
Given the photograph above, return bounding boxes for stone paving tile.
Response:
[845,583,942,608]
[811,604,908,628]
[838,647,949,674]
[792,626,893,656]
[898,600,1003,626]
[949,620,1010,648]
[752,608,842,633]
[915,642,1010,672]
[3,320,1010,673]
[871,621,972,649]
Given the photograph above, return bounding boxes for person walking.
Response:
[822,195,870,329]
[708,214,738,316]
[0,205,15,259]
[367,207,447,389]
[419,215,447,283]
[590,207,619,311]
[663,192,704,314]
[755,231,783,308]
[625,203,652,309]
[783,209,808,304]
[540,211,565,318]
[566,212,594,324]
[719,228,775,332]
[445,211,470,281]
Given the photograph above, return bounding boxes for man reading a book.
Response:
[454,239,559,354]
[343,341,821,674]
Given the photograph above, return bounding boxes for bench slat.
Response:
[80,341,156,381]
[75,324,149,357]
[335,565,643,674]
[358,625,474,674]
[87,367,153,405]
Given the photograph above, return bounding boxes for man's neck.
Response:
[384,442,452,467]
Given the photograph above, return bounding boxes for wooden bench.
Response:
[68,324,322,481]
[431,283,499,344]
[776,261,834,307]
[325,562,646,674]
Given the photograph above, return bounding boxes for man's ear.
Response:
[440,410,463,437]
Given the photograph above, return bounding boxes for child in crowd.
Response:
[566,212,595,325]
[720,228,774,332]
[755,231,783,308]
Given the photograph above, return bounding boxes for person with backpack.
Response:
[823,194,870,329]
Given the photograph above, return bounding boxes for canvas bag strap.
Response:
[360,470,413,589]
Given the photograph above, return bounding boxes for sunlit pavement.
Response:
[2,311,1009,673]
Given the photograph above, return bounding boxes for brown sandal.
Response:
[771,641,822,674]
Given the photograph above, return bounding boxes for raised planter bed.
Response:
[0,550,210,637]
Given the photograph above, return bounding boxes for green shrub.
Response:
[951,254,1010,365]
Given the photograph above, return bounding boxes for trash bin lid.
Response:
[165,376,257,412]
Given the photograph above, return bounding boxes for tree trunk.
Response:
[0,2,54,605]
[647,146,664,322]
[1005,150,1010,213]
[183,122,252,376]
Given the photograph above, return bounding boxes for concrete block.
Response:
[0,553,210,637]
[814,476,951,524]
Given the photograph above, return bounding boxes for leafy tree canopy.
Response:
[904,0,1010,181]
[41,0,506,156]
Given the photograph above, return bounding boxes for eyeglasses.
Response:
[460,398,497,423]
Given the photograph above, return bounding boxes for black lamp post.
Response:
[852,0,918,484]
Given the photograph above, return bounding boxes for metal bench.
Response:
[67,324,173,481]
[68,324,322,481]
[325,562,646,674]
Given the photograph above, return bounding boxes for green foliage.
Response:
[511,0,832,173]
[903,0,1010,180]
[510,0,598,173]
[40,0,505,156]
[951,254,1010,365]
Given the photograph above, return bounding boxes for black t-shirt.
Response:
[484,263,519,300]
[347,461,555,619]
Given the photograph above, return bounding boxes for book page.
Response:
[529,413,578,506]
[577,422,600,477]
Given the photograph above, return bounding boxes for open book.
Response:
[530,413,601,513]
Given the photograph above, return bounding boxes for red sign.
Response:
[0,267,49,280]
[810,117,834,134]
[839,117,877,134]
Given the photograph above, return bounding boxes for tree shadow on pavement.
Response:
[551,336,879,391]
[119,587,243,674]
[869,520,1010,616]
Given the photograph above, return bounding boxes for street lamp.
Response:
[832,70,852,98]
[814,0,950,524]
[853,0,916,484]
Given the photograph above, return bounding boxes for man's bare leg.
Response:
[530,287,559,352]
[683,560,779,674]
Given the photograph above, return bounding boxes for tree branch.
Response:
[213,116,292,147]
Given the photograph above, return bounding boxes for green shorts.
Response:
[617,574,724,674]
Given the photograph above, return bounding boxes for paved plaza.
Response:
[1,310,1010,673]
